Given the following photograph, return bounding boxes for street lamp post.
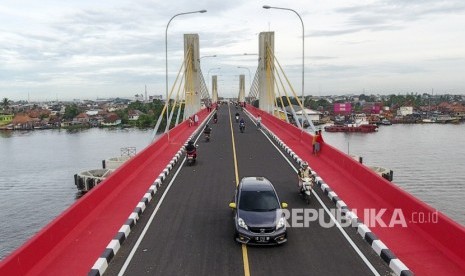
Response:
[200,54,217,60]
[165,9,207,137]
[198,55,217,79]
[207,67,221,83]
[198,55,217,68]
[263,5,305,105]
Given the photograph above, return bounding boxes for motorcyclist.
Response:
[204,124,212,134]
[239,118,245,132]
[185,140,197,159]
[213,112,218,123]
[204,124,212,140]
[298,162,313,193]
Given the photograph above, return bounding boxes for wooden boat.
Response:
[324,124,378,133]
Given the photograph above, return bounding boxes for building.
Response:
[397,106,413,116]
[0,113,13,126]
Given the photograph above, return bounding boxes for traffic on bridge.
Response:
[2,25,464,276]
[104,104,391,276]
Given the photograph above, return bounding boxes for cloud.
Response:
[1,0,465,100]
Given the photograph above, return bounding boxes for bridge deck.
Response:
[246,105,465,276]
[2,104,464,276]
[104,104,390,275]
[0,110,210,276]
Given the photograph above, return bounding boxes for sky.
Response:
[1,0,465,101]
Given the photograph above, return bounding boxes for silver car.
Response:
[229,177,288,245]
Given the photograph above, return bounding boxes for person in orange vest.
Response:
[316,130,324,153]
[312,131,319,155]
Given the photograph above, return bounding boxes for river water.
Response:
[0,128,152,260]
[0,124,464,260]
[321,123,465,227]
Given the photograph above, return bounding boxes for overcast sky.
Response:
[1,0,465,101]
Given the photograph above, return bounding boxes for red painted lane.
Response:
[0,110,209,276]
[247,106,465,276]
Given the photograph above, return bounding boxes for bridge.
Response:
[1,32,465,276]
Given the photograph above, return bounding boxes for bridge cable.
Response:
[151,51,188,141]
[269,47,316,132]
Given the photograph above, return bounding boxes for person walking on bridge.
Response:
[316,130,324,153]
[312,131,319,155]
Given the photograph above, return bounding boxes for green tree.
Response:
[63,104,81,120]
[2,98,10,111]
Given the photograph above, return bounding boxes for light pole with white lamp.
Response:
[263,5,305,105]
[199,54,217,60]
[207,67,221,83]
[165,9,207,136]
[198,54,217,69]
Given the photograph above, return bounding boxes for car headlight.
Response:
[276,217,286,230]
[238,218,248,230]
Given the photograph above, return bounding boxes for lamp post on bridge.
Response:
[263,5,305,106]
[198,55,217,71]
[200,54,217,60]
[207,67,221,83]
[165,9,207,138]
[199,55,217,85]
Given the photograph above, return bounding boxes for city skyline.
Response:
[1,0,465,101]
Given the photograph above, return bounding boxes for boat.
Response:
[324,123,378,133]
[422,114,460,124]
[379,118,392,125]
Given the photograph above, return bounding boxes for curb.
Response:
[245,110,414,276]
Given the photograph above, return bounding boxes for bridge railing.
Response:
[247,105,465,272]
[0,109,209,275]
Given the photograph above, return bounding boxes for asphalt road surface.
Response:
[104,103,392,276]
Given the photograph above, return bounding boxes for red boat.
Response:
[324,124,378,133]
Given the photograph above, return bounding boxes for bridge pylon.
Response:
[258,32,275,114]
[184,34,201,119]
[212,75,218,103]
[238,74,245,104]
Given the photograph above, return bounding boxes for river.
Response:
[321,123,465,227]
[1,124,464,259]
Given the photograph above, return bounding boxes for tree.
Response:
[63,104,81,120]
[2,98,10,111]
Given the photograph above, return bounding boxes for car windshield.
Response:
[239,190,280,211]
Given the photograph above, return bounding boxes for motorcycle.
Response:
[186,149,197,166]
[235,115,239,123]
[213,117,218,124]
[239,122,245,133]
[204,132,211,142]
[300,177,314,204]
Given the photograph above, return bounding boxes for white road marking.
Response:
[259,125,381,276]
